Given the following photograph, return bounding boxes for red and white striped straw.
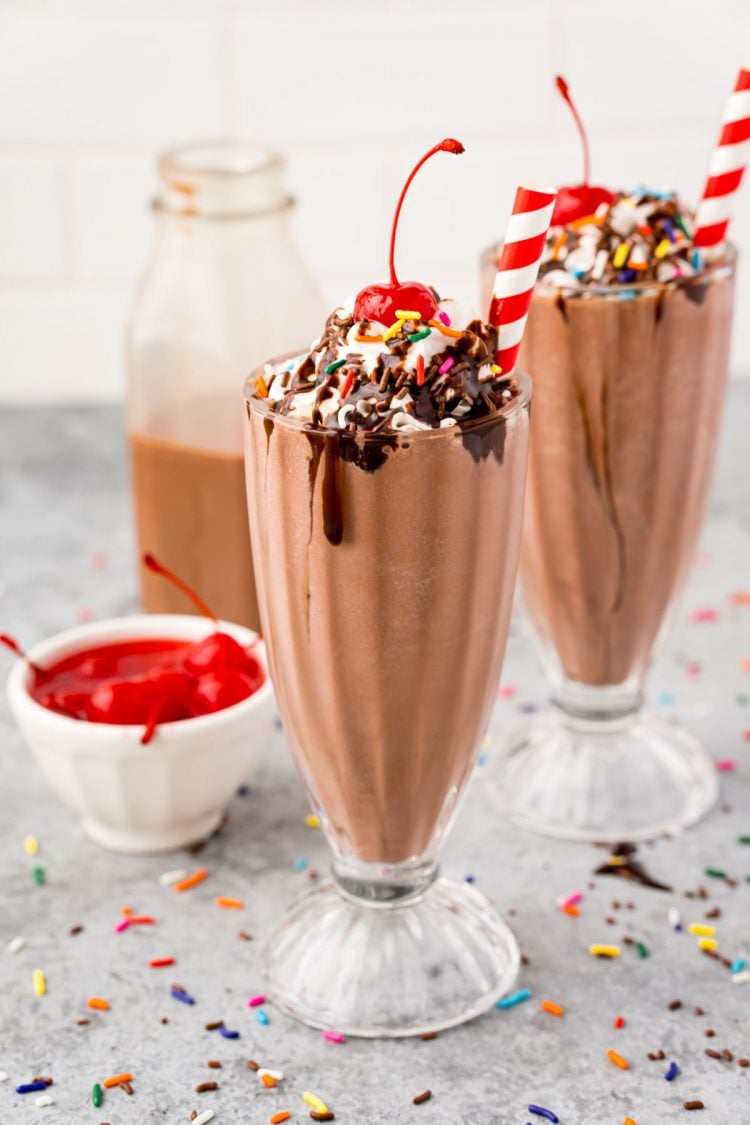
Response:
[693,67,750,248]
[489,185,557,374]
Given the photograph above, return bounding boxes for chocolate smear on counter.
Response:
[594,842,672,891]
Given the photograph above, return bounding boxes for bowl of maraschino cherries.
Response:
[4,555,274,854]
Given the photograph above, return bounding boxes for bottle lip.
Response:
[152,195,295,222]
[156,140,292,220]
[160,140,283,181]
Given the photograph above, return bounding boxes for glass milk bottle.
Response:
[128,143,326,628]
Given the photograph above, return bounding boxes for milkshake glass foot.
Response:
[260,870,519,1038]
[497,692,718,841]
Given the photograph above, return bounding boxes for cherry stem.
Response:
[0,632,43,674]
[555,76,590,186]
[142,554,218,623]
[141,692,167,745]
[388,138,464,287]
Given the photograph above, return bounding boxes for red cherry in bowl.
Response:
[551,76,614,226]
[192,669,256,716]
[353,139,464,326]
[146,667,195,707]
[240,653,265,693]
[184,632,255,676]
[76,654,119,680]
[54,689,92,719]
[87,677,159,725]
[41,689,90,720]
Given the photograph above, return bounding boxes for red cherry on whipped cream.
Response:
[552,76,614,225]
[354,138,464,325]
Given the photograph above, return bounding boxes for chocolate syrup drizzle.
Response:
[264,303,518,441]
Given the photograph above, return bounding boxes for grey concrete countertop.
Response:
[0,389,748,1125]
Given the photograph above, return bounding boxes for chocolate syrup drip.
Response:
[655,288,667,322]
[594,842,672,892]
[460,414,508,465]
[339,432,396,473]
[305,432,325,540]
[685,281,709,307]
[564,318,627,620]
[263,416,274,454]
[599,373,627,616]
[321,434,343,546]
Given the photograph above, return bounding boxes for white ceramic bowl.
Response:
[7,614,275,854]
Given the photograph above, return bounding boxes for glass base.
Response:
[496,707,718,842]
[259,875,520,1038]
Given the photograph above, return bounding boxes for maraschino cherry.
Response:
[552,76,614,226]
[2,558,264,743]
[353,138,465,326]
[143,554,259,678]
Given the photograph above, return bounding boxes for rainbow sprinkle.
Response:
[497,988,531,1009]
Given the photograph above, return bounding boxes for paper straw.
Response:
[489,185,557,374]
[693,67,750,248]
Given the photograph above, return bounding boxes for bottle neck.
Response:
[156,141,292,221]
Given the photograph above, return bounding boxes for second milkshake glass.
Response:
[244,359,530,1036]
[481,246,736,841]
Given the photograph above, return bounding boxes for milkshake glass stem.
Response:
[332,856,437,905]
[551,678,642,725]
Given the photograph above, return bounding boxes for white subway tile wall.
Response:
[0,0,747,401]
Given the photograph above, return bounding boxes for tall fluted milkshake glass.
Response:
[243,329,529,1035]
[481,214,736,841]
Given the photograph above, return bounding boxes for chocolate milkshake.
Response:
[244,298,529,864]
[484,186,735,843]
[512,192,735,689]
[130,394,259,631]
[245,138,555,1038]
